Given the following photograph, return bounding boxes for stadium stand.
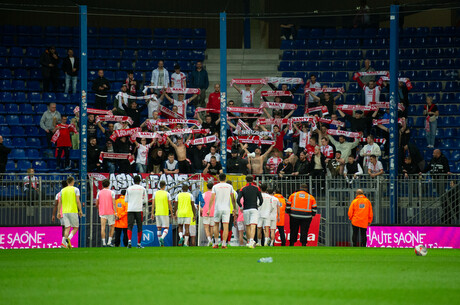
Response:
[0,25,206,172]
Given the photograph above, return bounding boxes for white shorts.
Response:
[237,221,245,231]
[189,224,196,237]
[202,216,215,226]
[59,218,65,226]
[156,215,169,228]
[257,217,271,228]
[177,217,191,225]
[213,210,230,223]
[243,209,259,226]
[100,214,115,226]
[62,213,79,228]
[270,219,277,230]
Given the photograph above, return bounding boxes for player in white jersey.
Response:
[257,184,276,246]
[208,173,236,249]
[51,180,68,248]
[125,175,148,248]
[269,188,281,246]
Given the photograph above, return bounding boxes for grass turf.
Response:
[0,247,459,305]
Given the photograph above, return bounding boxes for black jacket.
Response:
[188,146,207,171]
[267,83,301,104]
[277,162,293,175]
[87,144,101,170]
[62,56,79,77]
[122,103,147,127]
[423,154,450,174]
[227,156,248,175]
[0,143,11,165]
[308,154,327,174]
[294,159,309,175]
[92,76,111,96]
[40,49,59,77]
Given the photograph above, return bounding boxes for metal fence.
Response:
[1,173,458,247]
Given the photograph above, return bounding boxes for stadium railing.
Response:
[0,173,458,247]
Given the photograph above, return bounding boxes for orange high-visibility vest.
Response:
[115,195,128,228]
[288,191,317,219]
[348,194,373,228]
[274,194,286,226]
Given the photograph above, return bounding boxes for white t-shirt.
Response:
[96,189,115,199]
[204,153,221,163]
[136,144,149,165]
[115,92,128,109]
[211,182,234,212]
[241,89,255,107]
[364,86,381,105]
[173,99,189,118]
[368,161,383,174]
[306,82,321,104]
[171,72,186,88]
[147,97,160,118]
[299,131,308,149]
[270,195,281,220]
[125,184,148,212]
[259,193,275,219]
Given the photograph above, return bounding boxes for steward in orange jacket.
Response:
[287,184,317,246]
[114,191,128,247]
[274,192,287,246]
[348,189,373,247]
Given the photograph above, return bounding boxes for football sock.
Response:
[137,232,142,242]
[179,232,184,239]
[184,236,189,245]
[157,231,162,238]
[127,230,132,240]
[249,238,254,244]
[207,236,212,243]
[108,237,112,244]
[161,229,168,239]
[265,237,270,245]
[68,232,74,240]
[222,240,227,246]
[102,239,106,246]
[62,237,66,244]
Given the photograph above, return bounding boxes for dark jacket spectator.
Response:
[92,70,111,109]
[422,149,450,174]
[122,101,147,128]
[189,64,209,90]
[62,52,79,77]
[227,150,249,175]
[0,135,11,173]
[87,138,102,172]
[40,46,60,92]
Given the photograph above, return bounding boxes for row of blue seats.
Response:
[0,69,147,81]
[411,128,459,139]
[0,57,203,72]
[407,116,460,128]
[282,48,459,61]
[2,36,207,50]
[279,58,460,71]
[5,160,78,173]
[1,26,206,39]
[280,36,458,50]
[8,148,80,161]
[294,27,459,39]
[0,47,206,61]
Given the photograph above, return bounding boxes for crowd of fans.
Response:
[13,53,442,182]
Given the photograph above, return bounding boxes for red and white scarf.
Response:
[51,124,78,143]
[316,117,345,127]
[354,71,390,78]
[327,129,361,138]
[228,136,275,146]
[73,106,112,115]
[424,104,436,132]
[304,87,345,94]
[259,102,297,110]
[116,92,157,100]
[95,115,134,125]
[373,102,406,112]
[305,106,329,116]
[372,118,405,126]
[125,78,137,95]
[359,138,387,145]
[230,78,266,86]
[377,76,413,90]
[195,107,220,114]
[257,118,291,126]
[185,135,218,147]
[260,91,293,98]
[227,107,262,114]
[159,105,184,119]
[145,119,202,129]
[337,105,378,112]
[264,77,304,85]
[99,152,134,164]
[109,127,141,142]
[166,88,200,95]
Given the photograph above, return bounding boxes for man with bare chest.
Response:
[242,144,275,175]
[167,137,189,174]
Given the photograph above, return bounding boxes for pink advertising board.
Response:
[0,226,78,249]
[367,226,460,249]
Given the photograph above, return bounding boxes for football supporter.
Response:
[348,189,373,247]
[201,182,215,246]
[368,155,384,178]
[125,175,148,248]
[166,136,190,174]
[114,190,128,247]
[266,149,283,175]
[122,100,147,128]
[358,59,376,84]
[92,69,111,109]
[320,137,334,162]
[134,138,156,174]
[162,153,179,174]
[40,102,61,147]
[360,135,382,172]
[189,61,209,107]
[57,177,82,249]
[125,70,139,96]
[170,64,186,89]
[208,173,236,249]
[287,184,317,246]
[174,184,196,247]
[242,144,275,175]
[344,155,364,183]
[163,91,198,119]
[95,179,116,247]
[150,60,169,93]
[23,168,39,200]
[327,134,359,161]
[53,115,77,170]
[354,76,382,106]
[232,83,263,108]
[308,91,342,116]
[305,74,321,107]
[203,156,223,175]
[151,180,173,247]
[237,175,263,248]
[292,151,309,176]
[206,83,221,122]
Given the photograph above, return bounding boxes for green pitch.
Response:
[1,247,459,305]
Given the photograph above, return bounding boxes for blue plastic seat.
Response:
[347,61,360,71]
[304,61,318,70]
[5,103,18,113]
[332,39,346,49]
[32,160,47,172]
[306,39,319,49]
[10,149,26,160]
[10,126,25,136]
[5,160,15,172]
[280,40,294,50]
[18,105,34,115]
[138,39,153,49]
[426,82,442,92]
[6,115,20,125]
[444,82,458,92]
[193,40,206,50]
[28,138,42,149]
[345,94,360,105]
[17,160,32,172]
[152,39,166,49]
[347,83,360,93]
[119,60,133,70]
[180,39,193,49]
[0,92,14,102]
[166,39,179,49]
[135,60,150,71]
[292,61,304,71]
[139,28,152,37]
